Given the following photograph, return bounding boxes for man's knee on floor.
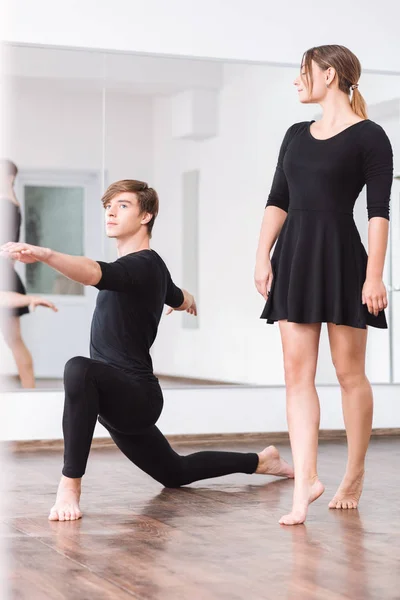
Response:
[159,457,190,488]
[160,475,184,488]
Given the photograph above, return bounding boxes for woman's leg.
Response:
[1,316,34,388]
[327,324,370,509]
[108,425,293,487]
[278,321,325,525]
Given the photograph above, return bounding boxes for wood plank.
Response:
[5,428,400,453]
[7,532,139,599]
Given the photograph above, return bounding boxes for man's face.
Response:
[104,192,150,239]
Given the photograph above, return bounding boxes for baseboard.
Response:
[5,428,400,453]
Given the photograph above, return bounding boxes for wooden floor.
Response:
[3,437,400,599]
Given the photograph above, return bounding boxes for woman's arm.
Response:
[255,207,287,300]
[0,291,58,311]
[362,218,389,316]
[361,123,393,316]
[255,125,296,300]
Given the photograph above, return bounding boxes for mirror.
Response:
[1,44,399,389]
[0,46,105,389]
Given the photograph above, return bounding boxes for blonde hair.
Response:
[302,45,368,119]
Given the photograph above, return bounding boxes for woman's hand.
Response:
[0,242,51,264]
[0,291,58,311]
[362,277,388,316]
[28,296,58,312]
[255,258,273,301]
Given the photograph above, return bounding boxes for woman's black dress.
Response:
[0,199,29,317]
[261,120,393,329]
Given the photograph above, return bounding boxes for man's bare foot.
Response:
[48,475,83,521]
[279,476,325,526]
[328,469,364,509]
[256,445,294,478]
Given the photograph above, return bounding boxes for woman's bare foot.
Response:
[328,469,364,509]
[256,445,294,478]
[48,475,83,521]
[279,476,325,525]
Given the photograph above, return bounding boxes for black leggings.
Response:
[62,357,258,485]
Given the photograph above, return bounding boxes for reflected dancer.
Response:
[0,160,38,388]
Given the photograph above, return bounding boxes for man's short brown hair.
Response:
[101,180,159,237]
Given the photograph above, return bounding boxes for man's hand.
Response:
[0,242,51,264]
[166,292,197,316]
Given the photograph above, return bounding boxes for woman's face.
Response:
[294,60,333,104]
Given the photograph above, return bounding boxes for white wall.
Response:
[3,0,400,72]
[5,79,153,201]
[151,65,400,385]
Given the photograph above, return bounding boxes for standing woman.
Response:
[0,159,36,388]
[255,45,393,525]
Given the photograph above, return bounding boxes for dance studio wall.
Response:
[4,0,399,73]
[4,79,153,195]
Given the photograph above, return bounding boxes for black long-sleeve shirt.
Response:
[91,249,184,379]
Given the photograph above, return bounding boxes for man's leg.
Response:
[108,425,294,487]
[49,356,101,521]
[49,358,163,521]
[61,356,103,478]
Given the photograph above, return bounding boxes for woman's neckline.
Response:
[308,119,370,142]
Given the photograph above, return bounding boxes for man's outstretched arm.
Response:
[1,242,101,286]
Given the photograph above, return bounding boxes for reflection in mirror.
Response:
[1,45,399,391]
[0,46,105,390]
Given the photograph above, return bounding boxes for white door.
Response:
[15,170,104,378]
